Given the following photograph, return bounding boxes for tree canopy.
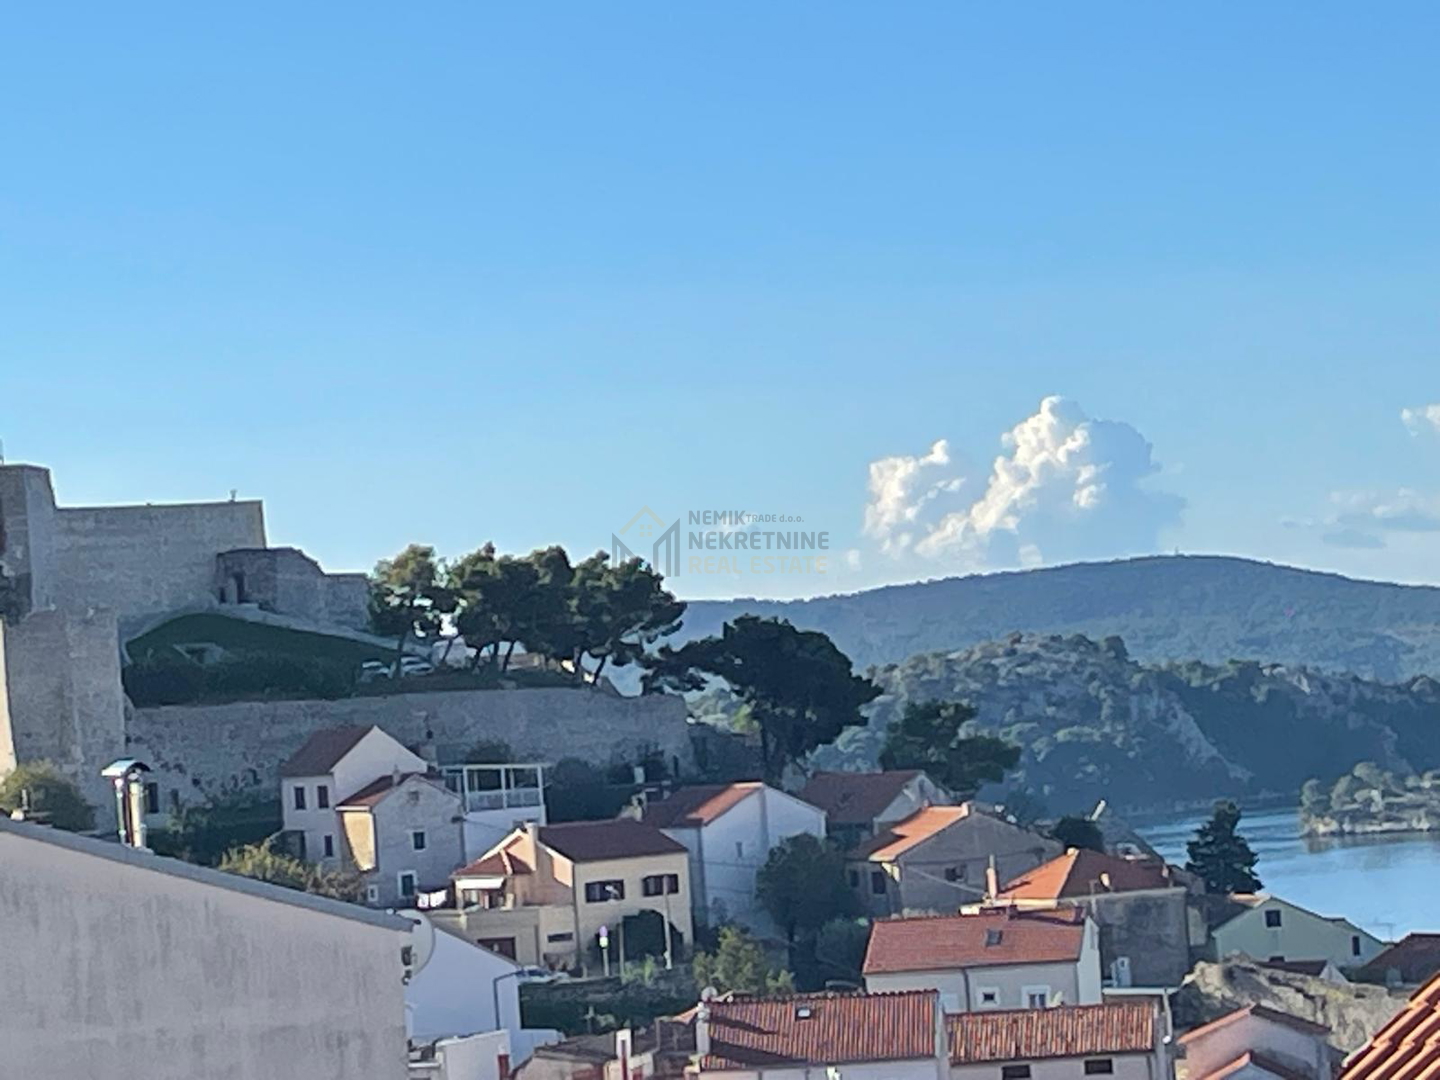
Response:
[0,762,95,832]
[693,926,795,996]
[369,544,456,671]
[878,699,1021,797]
[756,833,855,943]
[218,838,366,902]
[1050,815,1105,852]
[1185,800,1262,894]
[643,616,879,782]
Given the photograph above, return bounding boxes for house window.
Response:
[398,872,417,899]
[735,841,744,858]
[1084,1060,1115,1075]
[1023,986,1051,1009]
[848,870,860,888]
[642,874,680,896]
[944,866,960,882]
[1265,909,1283,928]
[871,870,887,895]
[584,880,625,903]
[143,782,160,816]
[316,784,329,809]
[293,785,307,811]
[1352,935,1363,957]
[412,830,427,851]
[1001,1066,1031,1080]
[323,835,335,858]
[977,988,1000,1008]
[365,884,380,903]
[547,932,575,943]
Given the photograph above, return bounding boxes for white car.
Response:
[399,657,434,677]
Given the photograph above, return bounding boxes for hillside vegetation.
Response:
[680,555,1440,683]
[808,632,1440,813]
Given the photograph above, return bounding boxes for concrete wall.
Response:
[1183,1014,1330,1080]
[404,919,522,1044]
[127,689,693,813]
[701,1059,945,1080]
[1212,898,1385,968]
[857,814,1061,917]
[951,1051,1159,1080]
[868,956,1097,1011]
[0,609,127,808]
[0,820,409,1080]
[367,778,466,905]
[412,1030,513,1080]
[1083,889,1192,988]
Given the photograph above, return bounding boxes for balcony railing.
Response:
[440,763,547,816]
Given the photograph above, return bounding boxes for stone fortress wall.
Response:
[128,688,694,814]
[0,462,692,815]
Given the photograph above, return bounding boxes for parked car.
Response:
[399,657,434,677]
[515,966,568,984]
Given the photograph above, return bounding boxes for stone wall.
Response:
[216,547,369,630]
[0,609,127,809]
[127,688,694,810]
[0,464,62,613]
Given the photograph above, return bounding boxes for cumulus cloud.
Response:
[863,396,1183,569]
[863,438,962,554]
[1401,403,1440,436]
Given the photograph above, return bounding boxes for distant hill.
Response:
[680,556,1440,682]
[807,632,1440,814]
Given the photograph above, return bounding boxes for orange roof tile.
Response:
[1362,935,1440,986]
[701,991,939,1069]
[641,783,762,828]
[798,771,928,827]
[1340,974,1440,1080]
[854,805,971,861]
[947,1003,1155,1064]
[453,849,533,878]
[864,908,1086,975]
[999,849,1173,901]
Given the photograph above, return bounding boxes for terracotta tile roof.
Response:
[279,726,373,777]
[335,772,455,810]
[998,849,1173,900]
[1199,1051,1315,1080]
[1340,973,1440,1080]
[701,991,939,1069]
[453,849,533,878]
[854,805,971,861]
[641,783,761,829]
[539,820,685,863]
[863,908,1086,975]
[1362,935,1440,985]
[1178,1004,1331,1045]
[947,1003,1156,1064]
[798,771,926,827]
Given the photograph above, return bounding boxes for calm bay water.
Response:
[1135,807,1440,941]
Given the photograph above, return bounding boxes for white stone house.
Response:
[694,989,949,1080]
[864,908,1103,1013]
[948,1002,1167,1080]
[639,781,826,935]
[1209,894,1385,970]
[0,815,411,1080]
[1178,1004,1336,1080]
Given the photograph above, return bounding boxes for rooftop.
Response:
[798,770,927,827]
[854,804,972,861]
[641,783,763,829]
[1361,934,1440,984]
[864,908,1086,975]
[0,816,409,934]
[336,772,454,810]
[453,849,533,878]
[999,848,1174,901]
[701,990,939,1069]
[1340,973,1440,1080]
[1178,1004,1331,1045]
[279,726,374,777]
[1197,1051,1315,1080]
[947,1002,1156,1064]
[539,820,686,863]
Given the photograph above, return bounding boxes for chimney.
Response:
[100,759,152,850]
[985,855,999,901]
[1099,872,1113,892]
[696,996,713,1059]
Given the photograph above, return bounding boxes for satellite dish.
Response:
[400,911,437,977]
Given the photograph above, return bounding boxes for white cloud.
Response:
[1401,403,1440,436]
[862,438,960,554]
[864,396,1182,569]
[1320,488,1440,548]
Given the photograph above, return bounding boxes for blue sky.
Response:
[3,4,1438,599]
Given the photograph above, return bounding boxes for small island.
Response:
[1300,762,1440,836]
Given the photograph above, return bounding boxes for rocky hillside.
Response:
[807,632,1440,813]
[680,555,1440,683]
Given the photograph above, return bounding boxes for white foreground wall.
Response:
[0,818,410,1080]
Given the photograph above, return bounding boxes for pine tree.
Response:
[1185,800,1262,894]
